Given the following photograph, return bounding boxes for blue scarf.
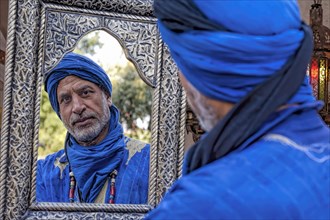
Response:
[65,105,125,203]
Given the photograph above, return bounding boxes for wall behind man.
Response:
[0,0,9,122]
[298,0,330,27]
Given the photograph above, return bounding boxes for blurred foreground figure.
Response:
[146,1,330,219]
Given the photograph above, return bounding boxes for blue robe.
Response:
[146,107,330,219]
[37,137,150,204]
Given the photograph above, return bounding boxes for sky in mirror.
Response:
[38,30,152,158]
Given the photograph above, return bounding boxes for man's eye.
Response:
[61,96,71,104]
[82,90,93,96]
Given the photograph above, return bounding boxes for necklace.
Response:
[108,169,117,204]
[69,170,118,203]
[69,171,75,203]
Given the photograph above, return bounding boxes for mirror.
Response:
[37,30,152,204]
[0,0,186,219]
[39,30,152,156]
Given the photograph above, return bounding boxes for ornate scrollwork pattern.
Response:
[24,211,145,220]
[103,18,158,87]
[0,0,41,219]
[43,0,153,17]
[155,44,184,203]
[0,0,17,217]
[43,5,157,87]
[44,11,102,73]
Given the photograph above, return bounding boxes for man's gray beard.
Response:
[196,113,212,132]
[187,90,216,132]
[69,111,110,143]
[63,95,111,143]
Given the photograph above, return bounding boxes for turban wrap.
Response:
[45,52,113,118]
[44,52,125,203]
[154,0,316,173]
[155,0,314,104]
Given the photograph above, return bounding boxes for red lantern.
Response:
[309,0,330,125]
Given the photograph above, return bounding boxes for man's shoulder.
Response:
[146,138,330,219]
[124,137,149,151]
[38,149,66,162]
[123,136,149,165]
[37,149,68,172]
[147,157,327,219]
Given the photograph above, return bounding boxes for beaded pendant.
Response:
[69,172,75,203]
[68,170,118,203]
[108,170,118,204]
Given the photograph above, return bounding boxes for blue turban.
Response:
[45,52,113,118]
[154,0,316,173]
[155,0,314,104]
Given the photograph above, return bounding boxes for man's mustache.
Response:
[70,112,96,126]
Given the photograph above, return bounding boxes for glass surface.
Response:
[37,30,152,204]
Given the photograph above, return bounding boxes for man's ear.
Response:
[107,95,112,107]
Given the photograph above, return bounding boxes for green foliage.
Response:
[109,63,153,142]
[38,88,67,157]
[125,128,151,143]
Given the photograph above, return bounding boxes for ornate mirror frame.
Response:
[0,0,186,219]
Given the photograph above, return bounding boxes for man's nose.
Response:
[72,96,86,115]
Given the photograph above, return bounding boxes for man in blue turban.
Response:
[146,0,330,219]
[37,52,150,204]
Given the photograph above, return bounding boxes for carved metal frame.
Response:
[0,0,186,219]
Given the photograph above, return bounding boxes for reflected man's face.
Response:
[57,75,112,146]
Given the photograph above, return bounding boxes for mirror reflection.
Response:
[37,31,152,204]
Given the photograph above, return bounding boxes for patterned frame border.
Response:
[0,0,186,219]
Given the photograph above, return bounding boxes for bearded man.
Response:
[37,52,149,204]
[146,0,330,219]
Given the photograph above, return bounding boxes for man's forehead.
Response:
[57,75,100,95]
[58,75,98,88]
